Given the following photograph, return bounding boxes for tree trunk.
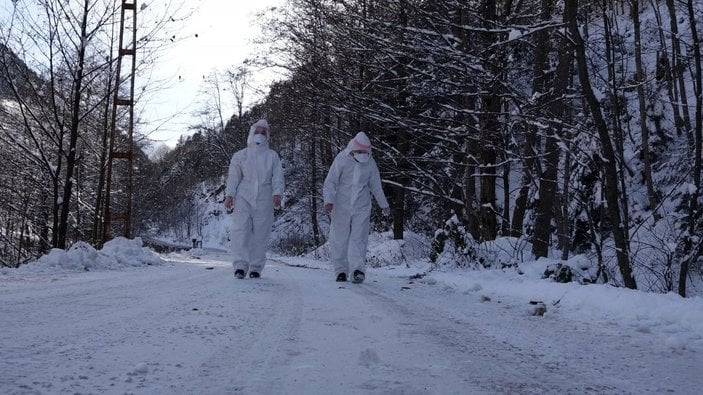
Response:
[310,133,321,247]
[567,0,637,289]
[51,168,62,248]
[680,0,703,297]
[559,135,573,260]
[451,2,479,238]
[511,131,536,237]
[478,0,500,241]
[479,126,498,241]
[665,0,693,140]
[602,4,631,233]
[392,0,409,241]
[57,0,90,249]
[502,159,511,236]
[465,158,480,240]
[93,65,113,245]
[512,0,552,238]
[532,131,560,258]
[533,0,572,259]
[631,0,659,217]
[650,0,685,137]
[391,125,409,240]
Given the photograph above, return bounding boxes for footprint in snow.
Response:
[127,362,148,376]
[359,348,380,367]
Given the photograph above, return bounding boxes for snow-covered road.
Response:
[1,252,701,394]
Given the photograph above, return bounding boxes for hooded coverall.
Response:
[225,119,284,275]
[323,134,389,277]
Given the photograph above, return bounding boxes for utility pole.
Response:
[102,0,137,243]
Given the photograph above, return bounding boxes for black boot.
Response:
[352,270,365,284]
[336,272,347,282]
[249,271,260,279]
[234,269,245,279]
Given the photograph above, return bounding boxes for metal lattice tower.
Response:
[103,0,137,243]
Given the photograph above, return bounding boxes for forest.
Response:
[1,0,702,297]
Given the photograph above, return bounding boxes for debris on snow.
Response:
[530,300,547,316]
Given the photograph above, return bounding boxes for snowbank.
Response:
[0,237,164,277]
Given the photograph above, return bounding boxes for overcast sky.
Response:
[141,0,283,147]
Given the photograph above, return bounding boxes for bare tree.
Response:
[677,0,703,297]
[0,0,194,263]
[532,0,574,259]
[567,0,637,289]
[630,0,659,218]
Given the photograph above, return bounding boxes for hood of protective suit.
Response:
[342,131,374,164]
[345,131,372,153]
[247,119,271,148]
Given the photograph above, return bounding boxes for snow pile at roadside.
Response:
[0,237,164,277]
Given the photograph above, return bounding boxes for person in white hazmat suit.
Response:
[224,119,284,279]
[323,131,390,283]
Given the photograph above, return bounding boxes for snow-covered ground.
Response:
[1,237,702,394]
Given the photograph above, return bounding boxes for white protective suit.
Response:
[226,119,284,275]
[323,132,389,276]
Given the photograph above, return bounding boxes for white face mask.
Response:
[253,134,267,146]
[353,152,370,163]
